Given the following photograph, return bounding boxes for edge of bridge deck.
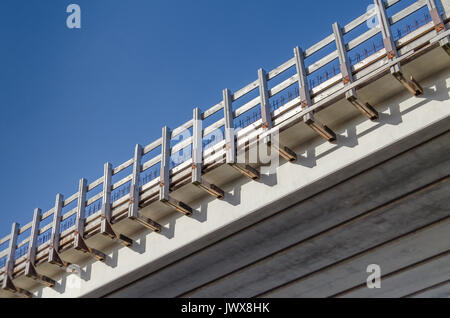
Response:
[1,0,450,298]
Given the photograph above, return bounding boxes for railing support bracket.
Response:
[304,113,336,142]
[24,262,56,288]
[346,91,378,121]
[48,247,69,268]
[161,196,193,216]
[129,214,162,232]
[101,217,133,247]
[193,179,225,200]
[2,275,33,298]
[231,164,260,180]
[74,233,106,262]
[391,65,423,96]
[265,139,297,162]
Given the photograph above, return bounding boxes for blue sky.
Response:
[0,0,383,238]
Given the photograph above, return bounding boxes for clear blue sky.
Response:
[0,0,376,238]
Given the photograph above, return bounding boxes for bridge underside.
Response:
[9,23,450,299]
[107,129,450,298]
[101,46,450,298]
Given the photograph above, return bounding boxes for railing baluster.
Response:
[159,126,193,215]
[129,144,143,219]
[160,127,170,202]
[125,144,161,232]
[223,89,236,164]
[192,108,225,199]
[2,223,18,288]
[375,0,424,95]
[333,22,378,121]
[25,208,55,287]
[259,67,297,162]
[375,0,397,59]
[192,108,203,185]
[428,0,450,54]
[428,0,445,31]
[258,68,272,130]
[26,209,41,269]
[74,178,87,243]
[48,193,66,267]
[294,45,336,142]
[74,178,106,262]
[223,88,260,179]
[101,162,134,246]
[294,46,312,109]
[1,223,32,297]
[101,162,112,225]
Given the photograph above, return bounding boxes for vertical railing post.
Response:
[375,0,397,60]
[101,162,113,229]
[223,88,260,179]
[192,108,203,185]
[223,88,236,164]
[74,178,106,262]
[192,108,225,199]
[333,22,378,120]
[25,208,55,287]
[294,46,312,109]
[74,178,88,248]
[428,0,445,31]
[294,46,336,142]
[428,0,450,55]
[159,126,171,203]
[2,223,19,291]
[101,162,133,246]
[333,22,353,85]
[159,126,193,215]
[26,209,41,271]
[258,68,272,130]
[129,144,143,219]
[374,0,424,96]
[1,222,32,297]
[259,67,297,162]
[48,193,66,267]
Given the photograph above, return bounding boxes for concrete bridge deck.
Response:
[1,0,449,298]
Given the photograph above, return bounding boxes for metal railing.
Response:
[0,0,448,296]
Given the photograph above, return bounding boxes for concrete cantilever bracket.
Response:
[1,275,33,298]
[231,164,260,180]
[391,64,424,97]
[193,178,225,200]
[101,216,134,247]
[24,262,56,288]
[304,113,337,142]
[346,90,379,121]
[74,233,107,263]
[160,196,193,216]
